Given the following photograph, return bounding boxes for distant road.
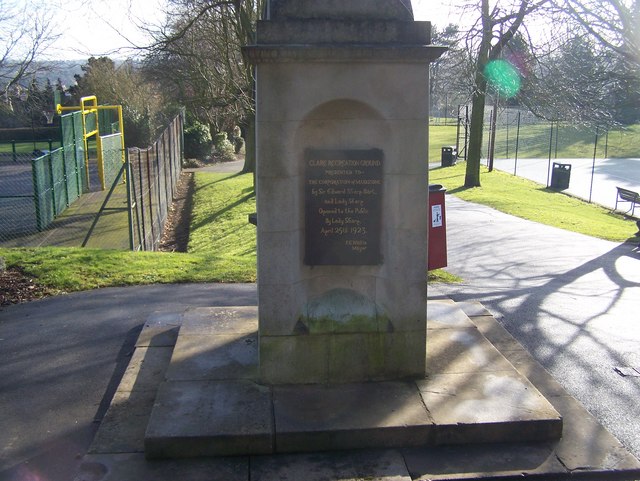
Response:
[492,157,640,212]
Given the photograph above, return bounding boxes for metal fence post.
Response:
[546,122,554,187]
[146,148,155,250]
[31,157,43,231]
[514,111,521,176]
[48,153,57,216]
[589,127,599,203]
[125,151,135,251]
[137,149,147,250]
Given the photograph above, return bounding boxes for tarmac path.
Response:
[0,284,257,481]
[433,195,640,460]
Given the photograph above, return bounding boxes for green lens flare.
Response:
[484,59,521,98]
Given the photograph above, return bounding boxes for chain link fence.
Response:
[0,113,184,250]
[0,145,50,242]
[127,114,184,251]
[443,106,640,162]
[439,106,640,210]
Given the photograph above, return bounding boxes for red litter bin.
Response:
[428,184,447,271]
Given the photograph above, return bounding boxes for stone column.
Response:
[244,0,445,384]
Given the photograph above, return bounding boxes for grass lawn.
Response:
[429,122,640,161]
[0,171,257,294]
[2,163,637,296]
[430,162,640,243]
[429,125,458,161]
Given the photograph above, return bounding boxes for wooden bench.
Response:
[615,186,640,217]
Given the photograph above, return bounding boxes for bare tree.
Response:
[549,0,640,126]
[557,0,640,69]
[430,24,474,122]
[462,0,550,187]
[71,56,166,147]
[0,0,59,109]
[144,0,265,172]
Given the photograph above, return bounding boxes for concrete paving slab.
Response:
[403,442,567,480]
[136,312,182,347]
[426,327,516,374]
[456,301,492,318]
[550,394,640,476]
[74,453,248,481]
[181,306,258,335]
[427,299,476,329]
[145,380,273,458]
[469,313,571,399]
[90,347,175,455]
[499,347,569,398]
[273,382,435,453]
[417,371,562,444]
[89,389,156,454]
[251,449,412,480]
[118,347,174,392]
[165,332,258,381]
[468,314,526,352]
[75,298,640,480]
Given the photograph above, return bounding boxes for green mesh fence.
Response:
[480,107,640,161]
[84,110,97,134]
[61,111,88,193]
[98,109,120,135]
[32,148,73,230]
[27,113,90,231]
[32,153,55,230]
[101,133,124,187]
[63,145,81,201]
[51,148,67,215]
[73,112,89,192]
[2,112,183,249]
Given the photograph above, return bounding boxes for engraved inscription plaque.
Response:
[304,149,383,265]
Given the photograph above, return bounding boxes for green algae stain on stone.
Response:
[299,288,390,334]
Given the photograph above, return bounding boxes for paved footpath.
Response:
[0,284,257,481]
[433,195,640,460]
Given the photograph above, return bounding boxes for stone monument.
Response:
[244,0,446,384]
[141,0,564,460]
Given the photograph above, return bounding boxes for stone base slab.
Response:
[77,302,640,480]
[143,305,561,458]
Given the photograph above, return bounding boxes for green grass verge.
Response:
[0,171,257,293]
[3,162,637,295]
[428,269,463,284]
[430,162,640,243]
[429,126,458,162]
[0,247,253,293]
[188,172,256,257]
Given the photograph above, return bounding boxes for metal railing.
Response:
[127,113,184,251]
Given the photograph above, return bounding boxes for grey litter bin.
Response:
[441,146,457,167]
[550,162,571,190]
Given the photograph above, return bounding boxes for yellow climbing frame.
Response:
[57,96,126,190]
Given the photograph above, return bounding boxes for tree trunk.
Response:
[465,74,488,188]
[241,113,256,177]
[488,95,499,172]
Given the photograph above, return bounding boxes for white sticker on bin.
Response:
[431,204,443,228]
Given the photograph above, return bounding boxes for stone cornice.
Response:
[243,44,447,64]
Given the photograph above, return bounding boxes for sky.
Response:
[43,0,461,61]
